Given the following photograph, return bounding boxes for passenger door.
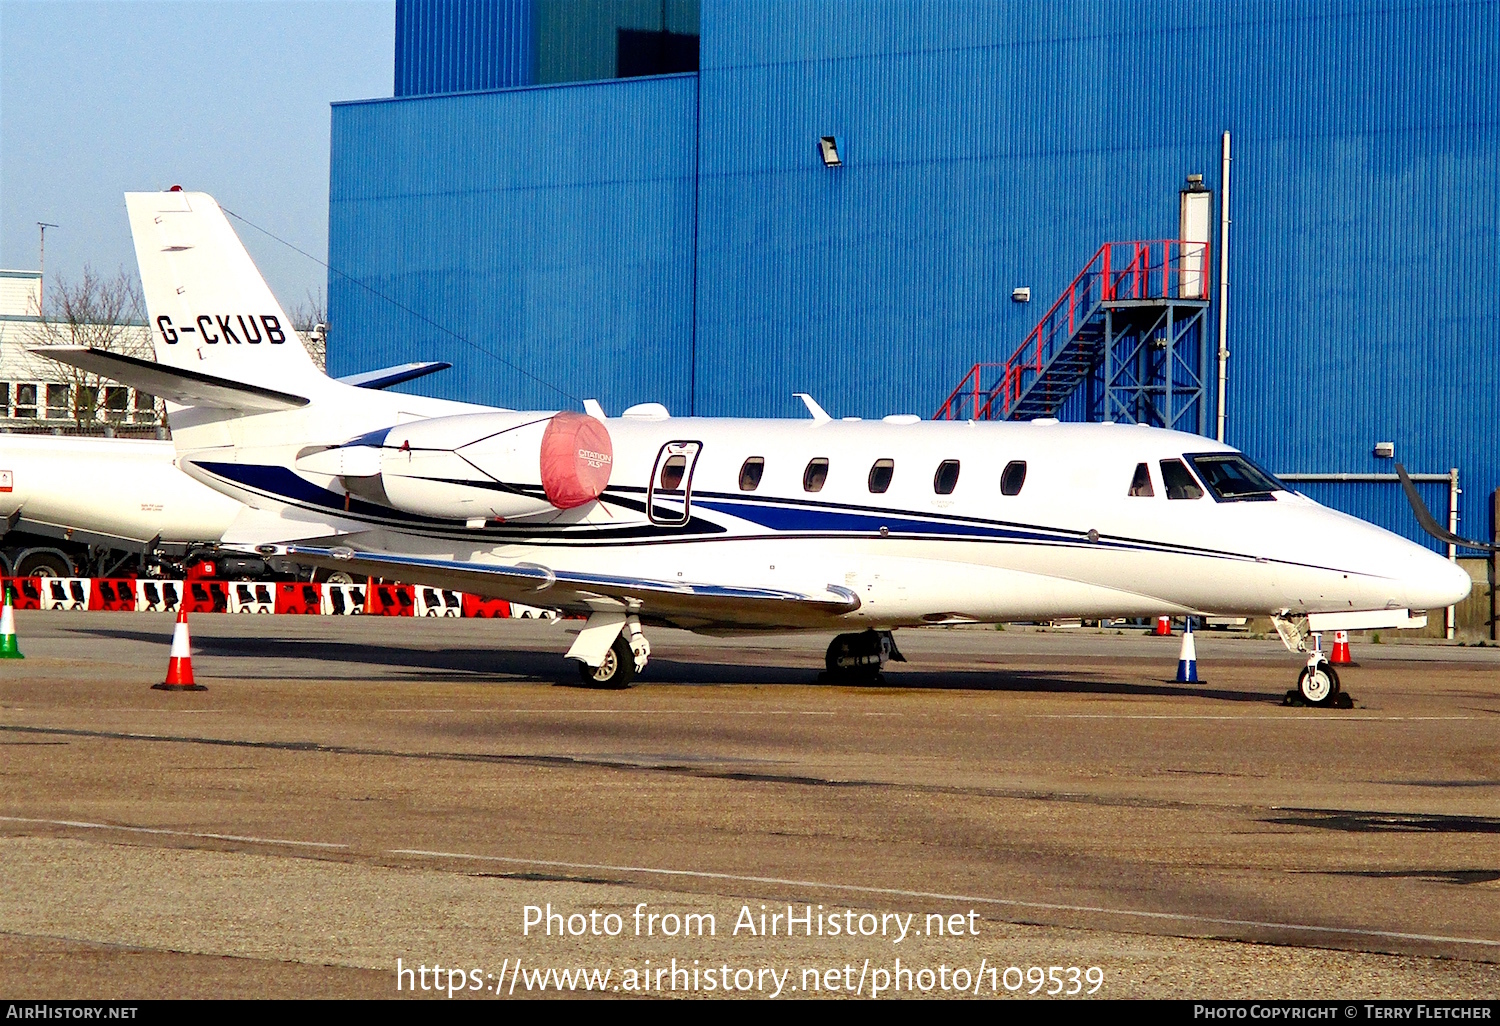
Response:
[648,441,703,526]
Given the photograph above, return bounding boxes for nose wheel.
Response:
[1296,659,1340,706]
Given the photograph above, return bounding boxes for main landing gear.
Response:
[824,629,905,683]
[569,612,651,689]
[1272,615,1354,708]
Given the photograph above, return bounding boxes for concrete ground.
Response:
[0,612,1497,1000]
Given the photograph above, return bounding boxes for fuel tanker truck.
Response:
[0,432,258,579]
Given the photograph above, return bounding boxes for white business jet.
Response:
[35,191,1470,704]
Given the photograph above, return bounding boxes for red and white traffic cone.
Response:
[1329,629,1356,667]
[153,608,205,691]
[1153,615,1172,636]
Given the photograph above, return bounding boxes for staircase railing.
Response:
[933,239,1210,420]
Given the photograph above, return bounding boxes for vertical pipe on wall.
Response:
[1491,488,1498,643]
[1215,130,1231,443]
[1447,467,1459,640]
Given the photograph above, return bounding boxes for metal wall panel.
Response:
[689,0,1499,546]
[342,0,1499,547]
[328,74,698,414]
[395,0,534,96]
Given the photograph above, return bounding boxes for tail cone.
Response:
[1175,619,1199,683]
[153,608,205,691]
[0,587,23,660]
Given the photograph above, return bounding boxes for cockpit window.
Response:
[1128,462,1154,497]
[739,457,764,491]
[1159,459,1204,500]
[1000,460,1026,496]
[1184,453,1286,502]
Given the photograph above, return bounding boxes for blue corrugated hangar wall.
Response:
[328,0,1500,547]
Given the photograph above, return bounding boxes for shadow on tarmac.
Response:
[72,625,1285,704]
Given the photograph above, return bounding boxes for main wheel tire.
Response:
[1297,661,1341,706]
[577,635,637,689]
[825,631,882,682]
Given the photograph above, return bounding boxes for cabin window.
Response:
[1000,460,1027,496]
[803,458,829,493]
[1184,453,1285,502]
[1159,459,1204,500]
[868,459,894,493]
[1128,462,1154,497]
[660,455,687,491]
[933,460,960,495]
[739,457,765,491]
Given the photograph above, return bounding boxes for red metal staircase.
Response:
[934,240,1211,428]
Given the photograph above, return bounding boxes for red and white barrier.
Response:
[0,575,515,619]
[229,581,277,614]
[40,577,91,611]
[415,586,463,617]
[135,579,183,612]
[320,583,367,615]
[275,582,323,615]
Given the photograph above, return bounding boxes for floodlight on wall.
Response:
[1011,287,1031,303]
[1374,441,1395,459]
[818,136,843,167]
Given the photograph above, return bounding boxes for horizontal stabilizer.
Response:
[282,545,860,628]
[30,346,308,413]
[336,361,452,390]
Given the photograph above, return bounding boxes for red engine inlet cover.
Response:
[539,411,613,509]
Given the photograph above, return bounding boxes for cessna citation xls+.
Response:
[36,190,1470,705]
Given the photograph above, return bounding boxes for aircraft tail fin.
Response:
[125,190,324,396]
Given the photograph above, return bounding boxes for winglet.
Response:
[794,393,831,422]
[1395,463,1496,551]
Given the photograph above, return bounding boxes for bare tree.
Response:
[288,287,327,370]
[22,266,153,426]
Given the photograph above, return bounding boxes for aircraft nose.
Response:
[1401,548,1473,611]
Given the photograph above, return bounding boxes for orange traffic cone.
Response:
[153,608,205,691]
[1153,615,1172,636]
[1329,629,1357,667]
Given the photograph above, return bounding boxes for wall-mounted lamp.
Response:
[818,136,843,167]
[1184,172,1207,192]
[1011,287,1031,303]
[1374,441,1395,458]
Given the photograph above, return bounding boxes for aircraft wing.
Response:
[282,545,861,629]
[32,346,307,413]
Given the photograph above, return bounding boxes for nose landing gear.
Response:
[1273,615,1355,708]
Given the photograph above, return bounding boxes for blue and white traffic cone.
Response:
[1175,619,1198,683]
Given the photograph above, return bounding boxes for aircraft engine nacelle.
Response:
[300,410,613,522]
